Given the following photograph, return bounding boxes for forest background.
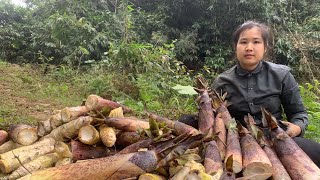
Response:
[0,0,319,142]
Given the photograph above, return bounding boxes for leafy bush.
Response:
[300,80,320,142]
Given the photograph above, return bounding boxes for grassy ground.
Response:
[0,61,84,129]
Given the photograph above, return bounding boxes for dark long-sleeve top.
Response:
[213,60,308,136]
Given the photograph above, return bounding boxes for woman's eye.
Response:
[239,41,247,44]
[254,41,262,44]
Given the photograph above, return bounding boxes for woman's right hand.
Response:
[281,121,302,137]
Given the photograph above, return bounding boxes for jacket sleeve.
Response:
[280,72,309,136]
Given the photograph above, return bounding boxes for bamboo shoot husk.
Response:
[78,125,100,145]
[17,151,158,180]
[240,126,272,179]
[116,131,145,147]
[71,140,112,161]
[225,119,242,174]
[203,140,223,178]
[197,90,215,136]
[8,152,60,180]
[215,115,226,160]
[262,108,320,179]
[148,112,199,135]
[8,124,38,146]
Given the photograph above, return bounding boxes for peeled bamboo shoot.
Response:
[85,94,132,113]
[43,116,93,142]
[99,125,116,147]
[8,152,60,180]
[61,106,89,123]
[78,125,100,145]
[9,124,38,146]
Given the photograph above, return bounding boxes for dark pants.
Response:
[293,137,320,167]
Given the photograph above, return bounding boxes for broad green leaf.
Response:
[172,85,197,95]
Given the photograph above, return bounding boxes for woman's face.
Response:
[236,27,266,71]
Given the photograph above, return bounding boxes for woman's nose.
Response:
[246,43,253,51]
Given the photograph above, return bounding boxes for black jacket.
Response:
[213,61,308,136]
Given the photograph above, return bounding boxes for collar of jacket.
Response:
[235,60,264,76]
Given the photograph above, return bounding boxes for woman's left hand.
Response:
[281,121,302,137]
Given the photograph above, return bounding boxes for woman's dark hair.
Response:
[232,20,273,54]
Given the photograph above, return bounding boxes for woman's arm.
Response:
[280,72,309,137]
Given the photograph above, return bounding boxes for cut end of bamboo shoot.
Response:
[85,95,99,111]
[78,125,100,145]
[243,163,273,180]
[9,124,38,146]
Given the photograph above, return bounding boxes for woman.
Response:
[213,20,320,166]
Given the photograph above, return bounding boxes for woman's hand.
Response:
[281,121,302,137]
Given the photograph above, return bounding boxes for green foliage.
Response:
[300,80,320,142]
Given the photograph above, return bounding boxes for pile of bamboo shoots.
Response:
[0,78,319,180]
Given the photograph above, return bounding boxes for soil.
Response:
[0,63,65,127]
